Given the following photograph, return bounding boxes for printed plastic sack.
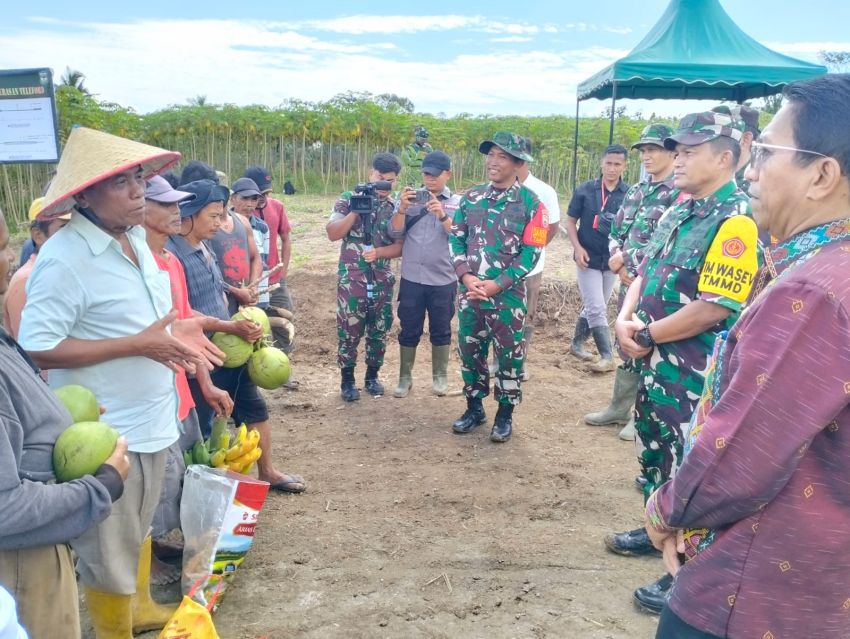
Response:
[157,578,221,639]
[180,465,270,609]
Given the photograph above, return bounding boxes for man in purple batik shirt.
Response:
[644,74,850,639]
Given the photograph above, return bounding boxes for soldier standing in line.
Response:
[326,153,403,402]
[449,132,548,443]
[584,124,677,442]
[711,104,761,194]
[400,125,433,188]
[605,112,760,614]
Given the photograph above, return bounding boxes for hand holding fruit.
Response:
[104,436,130,480]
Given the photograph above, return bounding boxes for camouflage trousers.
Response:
[457,301,526,405]
[635,344,707,502]
[336,276,394,370]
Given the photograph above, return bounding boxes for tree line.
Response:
[1,85,673,228]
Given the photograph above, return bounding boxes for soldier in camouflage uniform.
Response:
[606,112,761,613]
[326,152,403,401]
[399,125,434,188]
[584,124,677,441]
[449,132,548,443]
[711,104,761,195]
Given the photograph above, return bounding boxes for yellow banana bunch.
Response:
[227,446,262,473]
[210,450,227,468]
[224,426,260,461]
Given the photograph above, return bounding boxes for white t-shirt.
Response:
[522,172,561,276]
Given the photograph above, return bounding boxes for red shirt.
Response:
[255,197,291,284]
[153,250,195,420]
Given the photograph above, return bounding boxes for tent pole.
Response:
[608,82,618,145]
[571,96,580,190]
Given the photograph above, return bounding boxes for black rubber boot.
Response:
[364,365,384,396]
[340,367,360,402]
[490,403,514,443]
[569,316,593,361]
[452,396,486,434]
[588,325,616,372]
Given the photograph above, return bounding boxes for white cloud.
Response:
[0,17,636,116]
[764,40,850,60]
[491,36,533,43]
[297,14,480,34]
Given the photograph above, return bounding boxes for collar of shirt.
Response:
[436,185,453,200]
[595,176,629,195]
[689,180,738,218]
[484,180,521,202]
[167,234,206,258]
[67,211,145,257]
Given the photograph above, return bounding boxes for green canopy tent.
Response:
[571,0,826,187]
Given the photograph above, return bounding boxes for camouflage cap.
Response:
[711,104,761,135]
[519,136,535,162]
[631,123,674,150]
[663,111,744,150]
[414,125,429,138]
[479,131,533,162]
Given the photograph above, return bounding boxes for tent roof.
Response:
[577,0,827,102]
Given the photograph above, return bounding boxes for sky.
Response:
[0,0,848,119]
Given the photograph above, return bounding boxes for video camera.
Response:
[348,181,393,216]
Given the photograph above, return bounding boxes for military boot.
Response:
[364,365,384,396]
[340,366,360,402]
[452,396,486,433]
[584,366,640,426]
[490,403,513,443]
[569,316,594,361]
[393,346,416,398]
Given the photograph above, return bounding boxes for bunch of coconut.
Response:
[52,385,120,482]
[211,306,291,390]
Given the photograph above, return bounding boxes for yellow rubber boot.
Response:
[83,587,133,639]
[131,536,179,633]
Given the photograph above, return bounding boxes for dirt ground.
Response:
[193,194,661,639]
[4,192,662,638]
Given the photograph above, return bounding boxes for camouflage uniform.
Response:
[449,134,546,406]
[634,113,759,500]
[400,126,434,187]
[609,124,678,374]
[331,194,398,370]
[711,104,761,196]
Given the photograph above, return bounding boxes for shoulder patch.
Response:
[698,216,759,303]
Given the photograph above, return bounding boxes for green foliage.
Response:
[1,91,677,227]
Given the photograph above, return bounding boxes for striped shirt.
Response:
[166,235,230,321]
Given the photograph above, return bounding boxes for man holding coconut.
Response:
[167,178,306,495]
[17,127,204,636]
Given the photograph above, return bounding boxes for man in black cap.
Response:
[389,151,462,397]
[243,166,296,354]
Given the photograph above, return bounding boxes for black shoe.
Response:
[603,527,662,557]
[490,403,513,443]
[452,397,486,434]
[633,573,673,615]
[340,367,360,402]
[364,366,384,396]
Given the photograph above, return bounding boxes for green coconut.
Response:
[54,384,100,423]
[211,332,254,368]
[247,346,291,390]
[231,306,271,341]
[53,421,120,482]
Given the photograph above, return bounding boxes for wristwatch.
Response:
[635,326,656,349]
[438,214,449,222]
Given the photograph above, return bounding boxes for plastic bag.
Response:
[157,579,221,639]
[180,466,270,609]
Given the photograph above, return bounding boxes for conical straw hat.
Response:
[40,126,181,218]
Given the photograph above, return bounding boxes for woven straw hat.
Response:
[40,127,180,218]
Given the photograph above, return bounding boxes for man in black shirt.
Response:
[566,145,629,372]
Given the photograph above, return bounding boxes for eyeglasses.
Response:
[750,141,828,169]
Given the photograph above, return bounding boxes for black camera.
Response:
[413,188,431,205]
[348,181,393,215]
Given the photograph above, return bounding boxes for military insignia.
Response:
[722,237,746,258]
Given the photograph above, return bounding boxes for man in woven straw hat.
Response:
[17,126,209,636]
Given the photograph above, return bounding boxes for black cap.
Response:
[243,165,272,192]
[231,177,261,197]
[177,179,230,218]
[421,151,451,176]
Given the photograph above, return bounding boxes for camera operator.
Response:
[326,153,403,402]
[389,151,461,398]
